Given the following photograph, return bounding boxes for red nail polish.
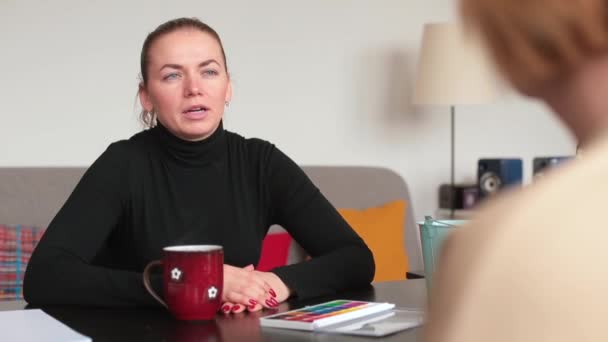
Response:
[269,298,279,307]
[265,299,273,307]
[222,305,230,312]
[249,299,258,306]
[248,304,256,310]
[269,289,277,297]
[232,305,240,312]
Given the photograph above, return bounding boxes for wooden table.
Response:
[0,279,427,341]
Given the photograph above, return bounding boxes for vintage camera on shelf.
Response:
[477,158,523,200]
[533,156,573,179]
[438,183,479,210]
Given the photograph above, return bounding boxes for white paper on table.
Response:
[315,308,424,337]
[0,309,91,342]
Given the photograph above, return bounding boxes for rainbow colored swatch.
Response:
[260,300,395,331]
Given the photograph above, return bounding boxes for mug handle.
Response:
[143,260,168,308]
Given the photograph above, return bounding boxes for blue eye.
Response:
[203,69,219,77]
[163,73,181,81]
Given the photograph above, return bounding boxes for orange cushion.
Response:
[338,200,408,282]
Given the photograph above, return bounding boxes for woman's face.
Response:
[139,29,231,141]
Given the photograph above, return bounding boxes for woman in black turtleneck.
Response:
[23,18,374,313]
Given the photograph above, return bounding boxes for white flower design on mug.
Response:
[208,286,218,299]
[171,267,182,281]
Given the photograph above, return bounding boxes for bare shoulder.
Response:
[426,141,608,342]
[432,139,608,296]
[436,136,608,296]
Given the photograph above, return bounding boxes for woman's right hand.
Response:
[220,264,279,314]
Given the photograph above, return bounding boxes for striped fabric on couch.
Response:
[0,225,45,300]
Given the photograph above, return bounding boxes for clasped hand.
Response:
[220,264,290,314]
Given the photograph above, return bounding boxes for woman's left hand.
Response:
[250,270,290,303]
[220,267,291,315]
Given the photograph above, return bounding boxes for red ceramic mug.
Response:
[143,245,223,320]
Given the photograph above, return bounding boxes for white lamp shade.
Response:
[413,22,499,105]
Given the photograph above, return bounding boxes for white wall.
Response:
[0,0,575,221]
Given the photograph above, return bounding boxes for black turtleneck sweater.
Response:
[23,123,375,307]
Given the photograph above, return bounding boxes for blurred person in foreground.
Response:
[425,1,608,341]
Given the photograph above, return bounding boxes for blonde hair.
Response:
[460,0,608,92]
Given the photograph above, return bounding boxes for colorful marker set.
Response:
[260,300,395,331]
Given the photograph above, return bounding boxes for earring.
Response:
[225,101,230,107]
